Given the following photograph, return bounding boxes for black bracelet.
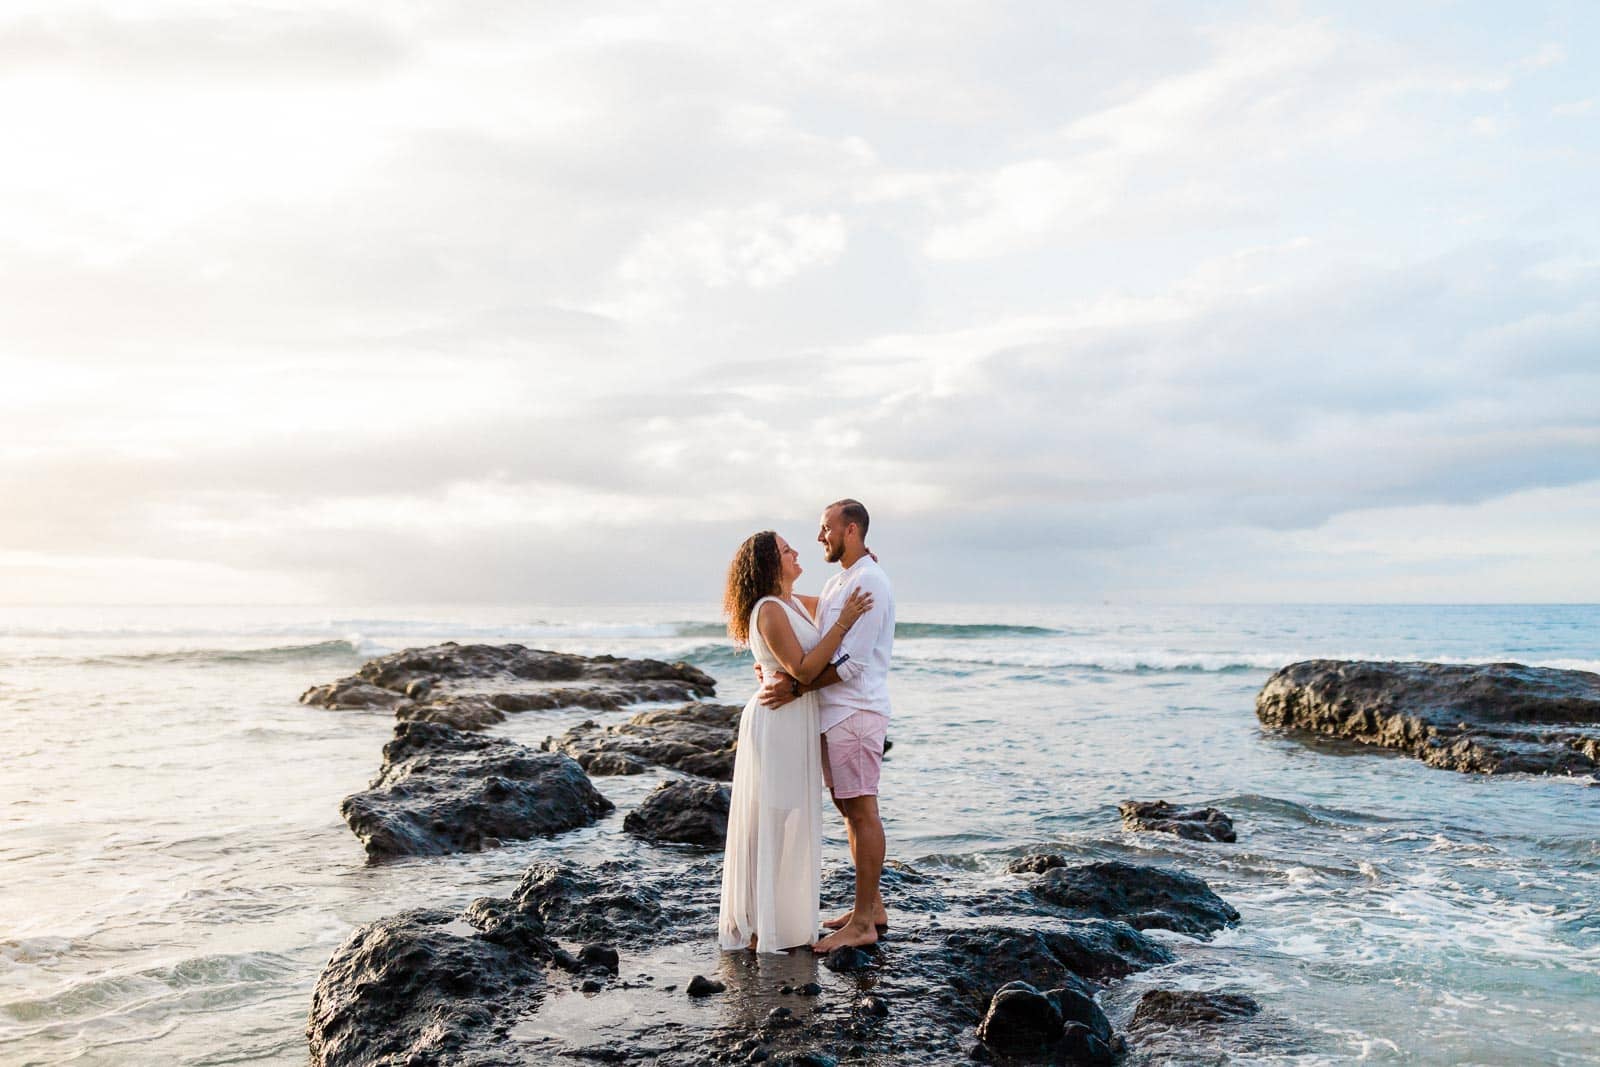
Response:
[790,678,801,698]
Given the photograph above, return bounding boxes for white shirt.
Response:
[814,555,894,732]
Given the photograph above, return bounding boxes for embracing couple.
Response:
[717,498,894,954]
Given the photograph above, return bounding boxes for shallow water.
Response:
[1,603,1596,1064]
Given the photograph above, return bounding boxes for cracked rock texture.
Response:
[301,642,717,730]
[543,702,741,780]
[1257,659,1600,776]
[341,721,613,860]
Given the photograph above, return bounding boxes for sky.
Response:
[2,0,1597,605]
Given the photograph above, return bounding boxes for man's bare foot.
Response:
[822,907,889,931]
[813,919,880,953]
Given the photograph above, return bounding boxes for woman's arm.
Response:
[755,590,873,685]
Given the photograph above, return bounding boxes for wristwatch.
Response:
[789,678,802,698]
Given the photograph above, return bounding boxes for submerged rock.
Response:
[1119,799,1237,842]
[1257,659,1600,777]
[301,642,717,730]
[1129,989,1261,1030]
[543,702,741,781]
[622,779,731,848]
[341,721,613,860]
[686,974,725,997]
[1022,859,1240,937]
[1005,854,1068,875]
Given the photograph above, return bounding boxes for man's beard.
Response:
[824,543,842,563]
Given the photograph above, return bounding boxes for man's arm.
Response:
[758,663,840,708]
[823,571,889,685]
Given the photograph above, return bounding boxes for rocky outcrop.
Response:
[1256,660,1600,776]
[301,642,717,730]
[1120,799,1237,842]
[622,779,731,847]
[341,721,613,860]
[310,847,1244,1066]
[307,907,558,1067]
[1017,858,1240,937]
[543,702,741,780]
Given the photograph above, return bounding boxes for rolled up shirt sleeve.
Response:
[830,572,890,682]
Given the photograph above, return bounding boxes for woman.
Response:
[718,530,873,952]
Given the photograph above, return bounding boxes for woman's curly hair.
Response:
[723,530,782,647]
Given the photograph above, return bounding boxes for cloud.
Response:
[0,2,1595,604]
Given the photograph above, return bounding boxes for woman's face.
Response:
[775,534,803,586]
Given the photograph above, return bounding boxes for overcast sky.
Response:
[3,1,1597,606]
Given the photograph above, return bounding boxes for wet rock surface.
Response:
[544,702,742,780]
[1119,799,1237,842]
[301,642,718,730]
[307,907,555,1067]
[341,721,613,859]
[623,779,732,848]
[1257,659,1600,776]
[308,846,1249,1065]
[1013,858,1241,937]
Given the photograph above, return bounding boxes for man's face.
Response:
[817,507,847,563]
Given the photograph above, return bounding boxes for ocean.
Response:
[1,602,1596,1064]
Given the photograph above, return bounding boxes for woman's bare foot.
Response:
[813,918,880,953]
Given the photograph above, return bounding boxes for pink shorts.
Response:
[820,711,888,799]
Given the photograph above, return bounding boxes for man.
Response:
[760,498,894,952]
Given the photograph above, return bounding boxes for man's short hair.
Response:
[828,498,870,537]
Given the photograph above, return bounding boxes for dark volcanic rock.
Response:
[1027,861,1240,937]
[543,703,741,780]
[976,981,1062,1056]
[340,721,613,860]
[686,974,726,997]
[623,779,731,848]
[1059,1022,1116,1065]
[312,855,1227,1067]
[307,908,552,1067]
[1257,659,1600,776]
[942,923,1171,1017]
[1052,983,1114,1046]
[301,641,717,730]
[822,945,875,973]
[1006,853,1069,875]
[1119,799,1237,842]
[298,678,412,712]
[509,859,686,946]
[1129,989,1261,1029]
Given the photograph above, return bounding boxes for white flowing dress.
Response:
[718,596,824,952]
